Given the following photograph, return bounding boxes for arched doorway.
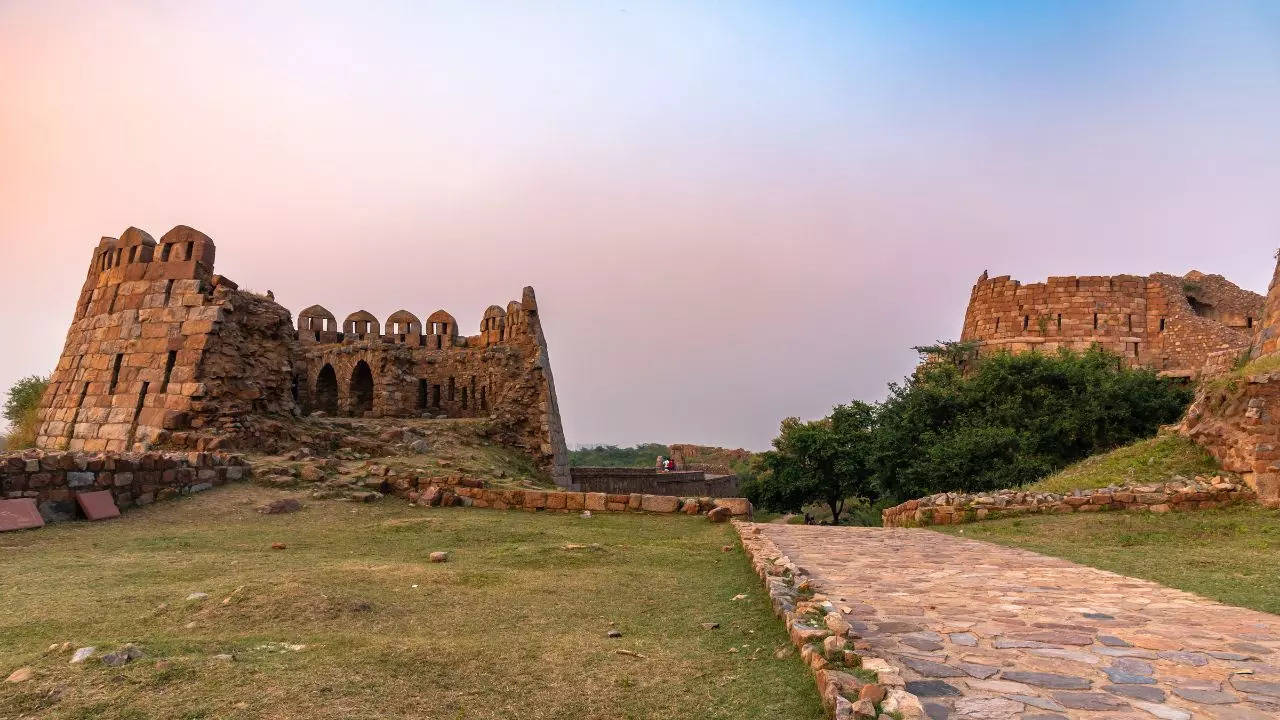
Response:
[350,361,374,415]
[315,364,338,415]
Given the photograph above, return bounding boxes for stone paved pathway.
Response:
[754,524,1280,720]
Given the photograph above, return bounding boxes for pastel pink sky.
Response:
[2,1,1278,448]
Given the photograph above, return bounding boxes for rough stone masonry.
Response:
[33,226,570,486]
[961,269,1262,378]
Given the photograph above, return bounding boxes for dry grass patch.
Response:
[0,486,822,720]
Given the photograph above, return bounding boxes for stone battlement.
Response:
[34,227,570,487]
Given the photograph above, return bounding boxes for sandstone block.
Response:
[640,494,679,513]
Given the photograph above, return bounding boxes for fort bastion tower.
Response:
[33,227,570,487]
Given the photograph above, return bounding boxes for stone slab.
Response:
[75,491,121,521]
[0,498,44,532]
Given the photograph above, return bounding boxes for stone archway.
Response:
[315,364,338,415]
[350,361,374,416]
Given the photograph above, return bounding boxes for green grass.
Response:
[0,486,823,720]
[1026,434,1224,494]
[935,505,1280,614]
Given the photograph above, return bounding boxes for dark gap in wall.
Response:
[160,350,177,393]
[109,354,123,394]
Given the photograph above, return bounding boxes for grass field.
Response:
[935,504,1280,614]
[0,486,823,720]
[1026,434,1225,494]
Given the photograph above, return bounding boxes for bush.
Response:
[872,346,1193,501]
[3,375,49,450]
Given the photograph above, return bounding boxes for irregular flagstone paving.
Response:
[752,524,1280,720]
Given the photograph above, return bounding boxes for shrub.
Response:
[3,375,49,449]
[872,346,1193,501]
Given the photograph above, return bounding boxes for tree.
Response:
[4,375,49,449]
[871,346,1192,501]
[752,401,877,524]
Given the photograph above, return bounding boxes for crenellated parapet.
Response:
[36,226,296,454]
[36,225,570,487]
[295,300,531,350]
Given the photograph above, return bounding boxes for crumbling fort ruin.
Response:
[961,270,1263,378]
[32,226,570,486]
[1178,253,1280,507]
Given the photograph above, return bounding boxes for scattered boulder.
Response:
[70,647,96,664]
[185,592,209,602]
[5,667,34,683]
[101,645,144,667]
[707,506,732,523]
[297,464,325,483]
[258,498,302,514]
[607,629,622,638]
[429,551,449,563]
[271,542,287,550]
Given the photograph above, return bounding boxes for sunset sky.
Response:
[2,1,1278,449]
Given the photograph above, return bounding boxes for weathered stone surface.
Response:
[898,657,966,678]
[1051,691,1129,710]
[1104,684,1166,702]
[953,696,1022,719]
[1129,700,1191,719]
[1170,686,1239,704]
[903,680,961,697]
[1000,671,1091,690]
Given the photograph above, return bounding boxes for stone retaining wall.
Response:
[568,467,740,497]
[881,476,1255,528]
[1,450,251,523]
[734,521,926,720]
[390,472,752,518]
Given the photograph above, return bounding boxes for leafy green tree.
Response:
[3,375,49,449]
[751,401,877,524]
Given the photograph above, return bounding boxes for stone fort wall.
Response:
[34,227,570,487]
[1179,253,1280,506]
[960,270,1262,377]
[292,288,569,486]
[34,226,296,454]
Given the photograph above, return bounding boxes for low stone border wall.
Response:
[1,450,251,523]
[734,521,925,720]
[347,466,754,518]
[881,475,1255,527]
[568,467,741,497]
